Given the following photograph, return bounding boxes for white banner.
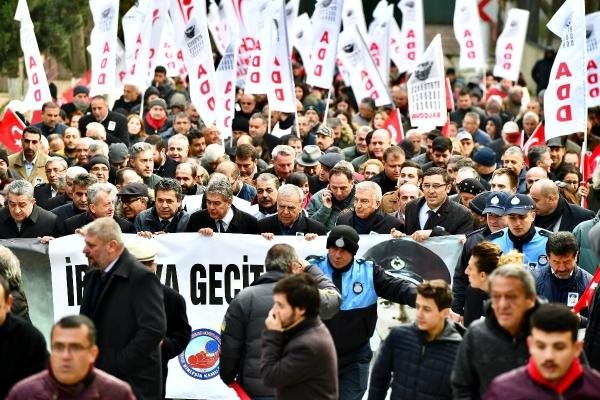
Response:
[306,0,343,89]
[266,0,296,113]
[368,1,392,85]
[215,43,238,141]
[122,1,151,90]
[342,0,368,38]
[89,0,119,96]
[338,26,392,107]
[493,9,529,82]
[146,0,167,81]
[156,16,188,79]
[14,0,52,111]
[49,233,462,399]
[115,40,126,92]
[170,0,218,125]
[587,12,600,107]
[291,13,312,69]
[238,0,270,95]
[407,34,447,130]
[392,0,425,74]
[544,0,587,140]
[453,0,486,71]
[285,0,300,41]
[207,0,231,56]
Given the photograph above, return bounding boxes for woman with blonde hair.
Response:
[360,159,384,180]
[127,114,148,144]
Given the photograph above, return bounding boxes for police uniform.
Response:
[489,193,551,273]
[307,226,417,400]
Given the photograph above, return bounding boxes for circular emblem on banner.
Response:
[353,282,363,294]
[538,255,548,266]
[178,328,221,380]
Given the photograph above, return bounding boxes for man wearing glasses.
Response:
[404,167,473,241]
[8,126,48,185]
[7,315,135,399]
[34,156,68,209]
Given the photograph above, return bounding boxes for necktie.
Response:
[424,209,436,229]
[160,219,170,231]
[218,220,226,233]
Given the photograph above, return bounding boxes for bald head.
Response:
[530,178,559,216]
[525,167,548,192]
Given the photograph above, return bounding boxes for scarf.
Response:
[144,113,167,131]
[508,224,537,253]
[527,356,583,394]
[535,197,567,231]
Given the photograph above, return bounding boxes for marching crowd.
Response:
[1,60,600,399]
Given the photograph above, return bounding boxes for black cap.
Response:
[505,194,535,215]
[327,226,360,255]
[117,182,149,197]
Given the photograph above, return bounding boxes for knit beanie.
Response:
[327,226,360,255]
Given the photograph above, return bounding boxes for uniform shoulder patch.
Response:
[537,228,552,238]
[466,227,486,238]
[487,230,505,240]
[305,255,325,264]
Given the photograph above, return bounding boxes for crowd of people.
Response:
[1,59,600,399]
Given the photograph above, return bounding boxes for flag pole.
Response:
[322,88,331,122]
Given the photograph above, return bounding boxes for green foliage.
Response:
[0,0,89,76]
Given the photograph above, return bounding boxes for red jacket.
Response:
[485,362,600,400]
[7,367,135,400]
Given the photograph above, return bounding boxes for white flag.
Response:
[145,1,167,80]
[241,0,271,95]
[306,0,343,89]
[368,1,392,84]
[338,26,392,107]
[291,13,312,69]
[493,9,529,82]
[215,42,238,140]
[266,0,296,113]
[407,34,447,130]
[14,0,51,111]
[342,1,368,38]
[392,0,425,74]
[89,0,119,96]
[156,16,188,79]
[587,12,600,107]
[170,0,218,125]
[544,0,587,139]
[122,1,152,90]
[207,0,231,56]
[285,0,300,34]
[115,40,126,92]
[453,0,486,71]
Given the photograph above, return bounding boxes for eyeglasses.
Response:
[421,183,447,191]
[51,343,92,354]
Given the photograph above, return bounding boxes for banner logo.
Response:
[178,328,221,380]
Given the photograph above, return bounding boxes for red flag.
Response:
[522,122,545,166]
[582,145,600,184]
[0,108,25,153]
[60,69,92,104]
[441,119,451,137]
[383,108,404,144]
[229,382,251,400]
[573,266,600,314]
[445,77,454,112]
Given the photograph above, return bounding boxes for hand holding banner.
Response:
[544,0,587,140]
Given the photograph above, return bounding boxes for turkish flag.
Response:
[573,266,600,314]
[582,145,600,184]
[0,108,25,153]
[383,108,404,144]
[522,122,545,166]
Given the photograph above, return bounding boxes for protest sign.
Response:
[44,233,463,399]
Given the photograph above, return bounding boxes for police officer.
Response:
[489,193,551,272]
[308,226,417,400]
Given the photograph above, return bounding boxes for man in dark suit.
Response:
[78,95,129,146]
[0,180,60,239]
[34,156,68,210]
[186,178,258,234]
[126,238,191,399]
[404,167,473,241]
[62,182,134,235]
[79,217,166,400]
[258,184,327,239]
